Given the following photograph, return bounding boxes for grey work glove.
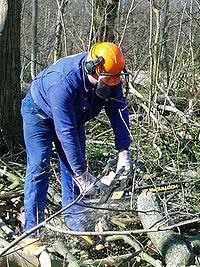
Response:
[73,170,97,196]
[116,149,133,176]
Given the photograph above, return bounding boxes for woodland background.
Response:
[0,0,200,266]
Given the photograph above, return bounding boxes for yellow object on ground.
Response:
[22,237,41,254]
[80,235,104,250]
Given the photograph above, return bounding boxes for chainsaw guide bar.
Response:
[94,179,191,204]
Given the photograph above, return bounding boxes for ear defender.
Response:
[84,61,96,74]
[84,56,104,74]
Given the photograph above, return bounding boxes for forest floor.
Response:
[0,92,200,266]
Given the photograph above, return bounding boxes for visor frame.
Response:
[98,70,132,86]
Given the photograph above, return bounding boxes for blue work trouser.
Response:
[21,91,89,236]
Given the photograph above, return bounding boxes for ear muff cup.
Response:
[84,61,96,74]
[84,56,104,75]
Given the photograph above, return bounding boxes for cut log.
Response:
[137,192,195,266]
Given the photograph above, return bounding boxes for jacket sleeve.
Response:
[105,88,131,150]
[47,81,86,175]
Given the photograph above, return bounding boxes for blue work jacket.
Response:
[30,52,131,174]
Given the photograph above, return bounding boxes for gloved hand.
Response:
[73,170,98,195]
[116,149,133,176]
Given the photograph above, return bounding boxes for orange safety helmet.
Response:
[90,42,125,85]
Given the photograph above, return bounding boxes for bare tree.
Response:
[92,0,120,43]
[54,0,68,61]
[31,0,38,79]
[0,0,22,149]
[148,0,161,126]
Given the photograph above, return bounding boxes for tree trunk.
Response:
[31,0,38,79]
[54,0,68,62]
[0,0,23,149]
[162,0,170,86]
[137,192,194,266]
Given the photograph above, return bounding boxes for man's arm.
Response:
[105,97,131,150]
[48,82,86,175]
[105,92,132,175]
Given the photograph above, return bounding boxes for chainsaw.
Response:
[92,171,191,204]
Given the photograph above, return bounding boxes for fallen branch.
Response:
[129,82,188,124]
[52,240,80,266]
[0,194,84,257]
[0,167,23,190]
[83,253,134,266]
[0,217,15,237]
[44,216,200,236]
[0,190,23,200]
[188,234,200,249]
[0,250,39,267]
[106,235,163,267]
[129,82,163,127]
[0,238,39,267]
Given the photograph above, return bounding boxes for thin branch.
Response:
[44,216,200,236]
[118,0,142,47]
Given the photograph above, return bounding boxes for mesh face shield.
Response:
[96,75,121,99]
[95,70,131,99]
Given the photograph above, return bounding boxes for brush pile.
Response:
[0,89,200,266]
